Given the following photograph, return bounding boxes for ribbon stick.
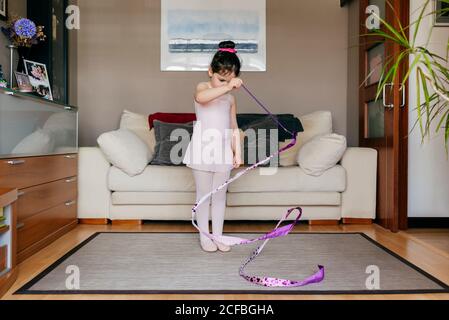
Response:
[190,84,325,287]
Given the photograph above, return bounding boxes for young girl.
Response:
[183,40,243,253]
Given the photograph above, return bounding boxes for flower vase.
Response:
[16,47,31,73]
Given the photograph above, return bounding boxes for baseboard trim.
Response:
[78,218,109,225]
[342,218,373,225]
[308,220,340,226]
[408,218,449,228]
[111,220,143,226]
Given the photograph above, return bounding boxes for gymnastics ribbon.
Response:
[190,84,325,287]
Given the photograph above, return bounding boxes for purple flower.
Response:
[13,18,37,39]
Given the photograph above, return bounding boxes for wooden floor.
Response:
[2,221,449,300]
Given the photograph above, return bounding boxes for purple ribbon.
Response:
[191,84,325,287]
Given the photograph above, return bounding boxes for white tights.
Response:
[192,169,231,242]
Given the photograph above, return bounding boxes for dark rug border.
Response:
[14,232,449,295]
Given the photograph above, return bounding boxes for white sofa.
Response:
[77,141,377,224]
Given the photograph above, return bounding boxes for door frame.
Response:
[358,0,409,232]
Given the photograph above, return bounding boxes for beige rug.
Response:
[15,232,449,295]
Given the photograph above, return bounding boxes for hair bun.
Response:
[218,40,236,50]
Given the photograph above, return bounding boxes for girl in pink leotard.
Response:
[183,40,243,253]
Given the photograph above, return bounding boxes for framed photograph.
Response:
[0,0,7,21]
[435,0,449,26]
[14,72,33,92]
[23,59,53,100]
[161,0,266,72]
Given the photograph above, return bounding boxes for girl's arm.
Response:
[194,82,231,105]
[230,96,242,158]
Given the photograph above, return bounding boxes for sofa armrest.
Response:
[341,147,377,219]
[77,147,111,219]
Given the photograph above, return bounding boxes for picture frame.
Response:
[23,59,53,101]
[14,72,33,92]
[0,0,7,21]
[434,0,449,26]
[161,0,266,72]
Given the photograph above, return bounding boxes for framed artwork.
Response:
[161,0,266,72]
[14,72,33,92]
[435,0,449,26]
[0,0,7,21]
[23,59,53,100]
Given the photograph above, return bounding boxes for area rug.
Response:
[15,232,449,295]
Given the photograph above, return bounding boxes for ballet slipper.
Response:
[200,237,218,252]
[213,240,231,252]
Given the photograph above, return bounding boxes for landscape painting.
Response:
[161,0,266,72]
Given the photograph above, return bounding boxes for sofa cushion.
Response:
[298,111,333,145]
[149,112,196,129]
[278,138,301,167]
[108,165,195,192]
[227,165,346,193]
[97,129,151,177]
[112,192,196,205]
[241,116,279,167]
[150,120,194,166]
[237,114,303,142]
[119,110,156,156]
[278,111,333,167]
[298,134,347,176]
[227,192,341,206]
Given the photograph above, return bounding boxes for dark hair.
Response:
[210,41,241,77]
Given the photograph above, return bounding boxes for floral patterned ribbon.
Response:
[190,84,325,287]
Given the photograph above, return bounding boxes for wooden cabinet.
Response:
[0,87,79,264]
[0,154,78,263]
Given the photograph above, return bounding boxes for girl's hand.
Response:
[227,78,243,91]
[233,153,242,169]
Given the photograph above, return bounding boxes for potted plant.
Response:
[1,15,46,73]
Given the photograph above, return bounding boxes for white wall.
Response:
[73,0,349,146]
[408,0,449,217]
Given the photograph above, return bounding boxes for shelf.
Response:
[0,225,10,235]
[0,87,78,112]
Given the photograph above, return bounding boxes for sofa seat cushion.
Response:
[228,165,346,193]
[112,192,196,205]
[227,192,341,206]
[108,165,195,192]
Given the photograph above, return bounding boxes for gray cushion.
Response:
[241,116,279,167]
[150,120,194,166]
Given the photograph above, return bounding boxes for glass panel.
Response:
[0,88,78,158]
[51,0,67,103]
[369,0,386,21]
[367,42,384,86]
[367,99,384,138]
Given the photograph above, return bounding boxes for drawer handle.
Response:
[17,222,25,229]
[65,200,76,207]
[64,155,77,159]
[18,191,26,197]
[6,159,25,165]
[65,178,77,183]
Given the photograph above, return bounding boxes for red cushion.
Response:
[148,113,197,129]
